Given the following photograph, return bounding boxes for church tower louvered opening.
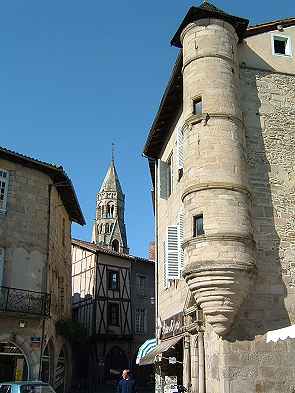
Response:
[92,160,129,254]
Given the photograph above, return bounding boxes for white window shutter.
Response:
[163,241,168,289]
[0,248,4,286]
[158,160,168,200]
[166,226,180,280]
[0,170,9,212]
[178,212,184,275]
[176,127,184,170]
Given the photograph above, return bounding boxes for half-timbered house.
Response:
[71,159,155,391]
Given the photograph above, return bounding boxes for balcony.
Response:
[0,286,51,317]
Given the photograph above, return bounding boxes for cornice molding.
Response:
[182,182,251,201]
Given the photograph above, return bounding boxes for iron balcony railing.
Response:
[0,286,51,316]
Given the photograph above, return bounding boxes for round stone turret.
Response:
[178,12,256,336]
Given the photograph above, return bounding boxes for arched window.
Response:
[101,205,105,218]
[99,224,103,234]
[106,223,109,233]
[107,203,114,218]
[98,206,102,219]
[112,239,119,252]
[109,223,114,233]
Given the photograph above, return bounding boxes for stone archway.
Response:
[41,339,54,384]
[0,341,29,382]
[105,346,128,382]
[54,344,71,393]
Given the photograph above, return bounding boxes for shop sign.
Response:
[161,312,183,339]
[31,336,41,350]
[168,357,177,364]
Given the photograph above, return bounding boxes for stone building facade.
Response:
[0,146,85,392]
[72,160,155,392]
[143,3,295,393]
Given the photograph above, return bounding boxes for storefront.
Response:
[137,313,184,393]
[0,342,29,382]
[137,303,204,393]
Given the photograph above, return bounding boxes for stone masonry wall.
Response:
[0,158,73,386]
[204,68,295,393]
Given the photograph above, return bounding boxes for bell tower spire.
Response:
[93,157,129,254]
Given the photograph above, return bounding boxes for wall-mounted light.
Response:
[19,321,26,328]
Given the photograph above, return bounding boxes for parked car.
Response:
[0,382,56,393]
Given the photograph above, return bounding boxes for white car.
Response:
[0,382,56,393]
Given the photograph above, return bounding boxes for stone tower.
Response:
[93,160,128,254]
[172,3,257,336]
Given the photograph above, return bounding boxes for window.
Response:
[158,153,174,200]
[108,270,119,291]
[62,217,66,247]
[135,308,146,334]
[193,97,202,115]
[0,169,9,212]
[178,212,184,274]
[108,302,120,326]
[107,203,115,218]
[58,276,65,314]
[112,239,119,252]
[272,34,292,56]
[167,154,173,197]
[166,225,180,280]
[0,248,4,286]
[137,275,146,295]
[193,214,204,237]
[176,126,184,181]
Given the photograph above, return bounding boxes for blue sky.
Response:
[1,0,293,257]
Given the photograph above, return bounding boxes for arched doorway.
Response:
[105,346,128,383]
[41,339,54,384]
[55,347,67,393]
[0,341,28,382]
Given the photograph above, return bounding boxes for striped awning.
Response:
[136,338,157,365]
[137,335,183,366]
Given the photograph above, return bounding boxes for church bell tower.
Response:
[92,159,129,254]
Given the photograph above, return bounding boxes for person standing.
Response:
[117,369,137,393]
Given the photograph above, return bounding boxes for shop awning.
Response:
[137,335,183,366]
[136,338,157,365]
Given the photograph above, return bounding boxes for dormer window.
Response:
[272,34,292,56]
[193,97,202,115]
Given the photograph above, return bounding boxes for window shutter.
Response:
[158,160,168,199]
[178,212,184,275]
[166,226,180,280]
[0,248,4,286]
[0,170,9,212]
[176,127,184,170]
[163,241,168,289]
